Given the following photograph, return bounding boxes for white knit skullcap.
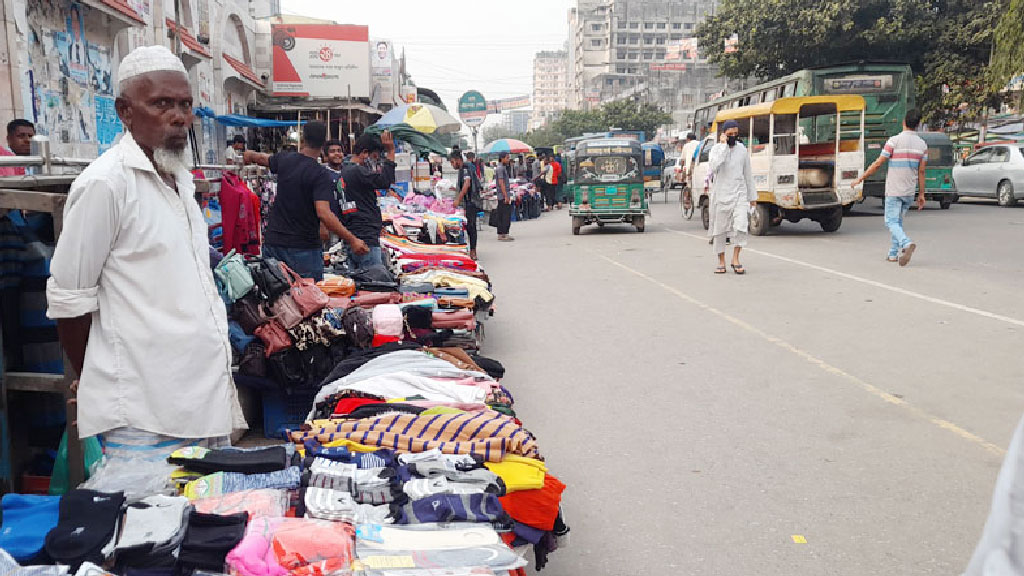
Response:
[118,45,187,83]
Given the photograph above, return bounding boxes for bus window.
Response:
[783,82,796,98]
[839,110,862,152]
[773,114,797,155]
[751,115,770,155]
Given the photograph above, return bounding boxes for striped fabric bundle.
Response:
[290,412,539,463]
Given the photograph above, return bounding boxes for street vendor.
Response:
[46,45,245,455]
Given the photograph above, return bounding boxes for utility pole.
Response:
[172,0,183,57]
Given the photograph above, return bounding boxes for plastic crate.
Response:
[262,390,316,440]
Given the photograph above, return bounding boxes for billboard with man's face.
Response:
[271,24,370,98]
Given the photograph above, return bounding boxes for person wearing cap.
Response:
[707,119,757,275]
[46,45,245,453]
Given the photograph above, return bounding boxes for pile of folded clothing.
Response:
[0,229,568,575]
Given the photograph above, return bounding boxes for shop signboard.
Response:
[458,90,487,127]
[271,24,370,98]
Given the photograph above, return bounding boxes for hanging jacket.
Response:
[219,171,261,256]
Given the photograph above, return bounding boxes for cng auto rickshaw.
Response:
[919,131,958,209]
[689,95,867,235]
[569,138,648,234]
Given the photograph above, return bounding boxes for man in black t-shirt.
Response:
[242,122,367,281]
[339,131,396,269]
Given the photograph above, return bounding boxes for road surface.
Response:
[479,193,1024,575]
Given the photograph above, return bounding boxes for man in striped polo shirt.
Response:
[853,109,928,266]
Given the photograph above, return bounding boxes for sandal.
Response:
[731,264,746,275]
[714,266,727,274]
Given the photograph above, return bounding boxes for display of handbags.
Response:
[214,250,255,303]
[255,319,293,357]
[279,261,329,317]
[250,258,290,302]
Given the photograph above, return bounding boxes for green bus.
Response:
[694,62,916,200]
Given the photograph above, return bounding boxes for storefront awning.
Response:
[166,19,211,59]
[222,53,263,89]
[80,0,145,27]
[195,107,302,128]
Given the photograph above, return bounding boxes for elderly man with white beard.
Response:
[46,45,245,457]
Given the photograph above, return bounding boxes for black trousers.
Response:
[495,201,513,235]
[542,183,557,208]
[465,204,478,250]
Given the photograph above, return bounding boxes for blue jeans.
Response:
[347,245,383,270]
[262,245,324,282]
[884,195,914,257]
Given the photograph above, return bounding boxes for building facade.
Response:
[501,109,530,135]
[567,0,726,132]
[0,0,266,162]
[531,49,568,129]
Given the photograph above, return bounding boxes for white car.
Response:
[661,156,683,189]
[953,144,1024,206]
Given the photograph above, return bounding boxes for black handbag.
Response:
[250,258,290,302]
[267,348,307,393]
[238,341,266,378]
[232,292,269,333]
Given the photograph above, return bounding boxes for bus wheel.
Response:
[749,204,771,236]
[820,207,843,232]
[939,198,953,210]
[572,216,584,235]
[634,215,646,233]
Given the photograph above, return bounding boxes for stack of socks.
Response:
[44,489,126,571]
[167,446,288,475]
[303,488,392,524]
[176,511,248,573]
[113,495,189,571]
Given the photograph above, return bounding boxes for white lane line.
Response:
[593,251,1006,457]
[669,228,1024,329]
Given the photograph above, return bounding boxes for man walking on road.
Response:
[852,109,927,266]
[708,120,757,275]
[494,152,514,242]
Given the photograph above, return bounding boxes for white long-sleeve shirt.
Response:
[46,132,244,439]
[708,142,757,205]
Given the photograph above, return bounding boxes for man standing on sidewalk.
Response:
[451,151,481,260]
[852,109,927,266]
[494,152,514,242]
[340,132,397,268]
[244,122,367,280]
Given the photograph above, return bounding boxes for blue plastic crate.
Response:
[261,390,316,440]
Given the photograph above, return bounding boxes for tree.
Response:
[600,99,673,139]
[523,126,565,148]
[481,125,517,145]
[992,0,1024,108]
[697,0,1006,124]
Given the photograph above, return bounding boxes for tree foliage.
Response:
[697,0,1007,124]
[992,0,1024,107]
[480,125,518,145]
[521,100,672,147]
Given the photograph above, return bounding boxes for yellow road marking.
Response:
[593,252,1006,457]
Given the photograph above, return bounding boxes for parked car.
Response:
[661,156,682,189]
[952,144,1024,206]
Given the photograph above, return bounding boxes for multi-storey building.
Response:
[531,50,569,129]
[501,110,531,135]
[567,0,728,132]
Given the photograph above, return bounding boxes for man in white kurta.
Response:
[46,46,244,457]
[707,119,758,274]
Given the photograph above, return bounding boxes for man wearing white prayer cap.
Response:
[46,45,246,458]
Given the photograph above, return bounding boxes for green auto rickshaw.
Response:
[568,138,648,234]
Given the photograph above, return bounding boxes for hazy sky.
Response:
[282,0,573,125]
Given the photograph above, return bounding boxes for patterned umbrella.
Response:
[374,103,462,134]
[481,139,534,154]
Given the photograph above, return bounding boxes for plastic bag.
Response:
[79,455,176,502]
[48,427,103,495]
[227,517,355,576]
[354,524,525,572]
[192,489,289,519]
